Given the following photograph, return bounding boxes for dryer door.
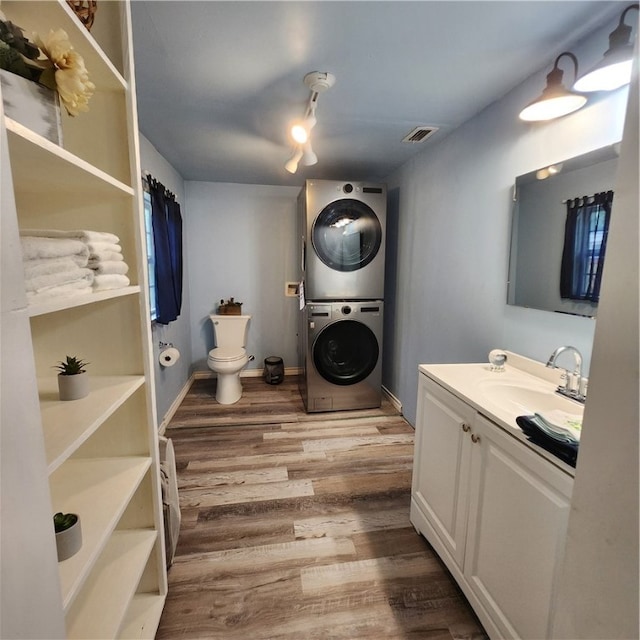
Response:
[312,199,382,272]
[312,319,379,385]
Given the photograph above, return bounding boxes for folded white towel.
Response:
[25,268,94,293]
[90,261,129,276]
[24,257,80,280]
[88,251,124,264]
[21,236,89,263]
[86,241,122,255]
[26,279,93,304]
[20,229,120,244]
[24,254,89,269]
[92,274,130,291]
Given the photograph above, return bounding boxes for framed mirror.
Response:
[508,143,620,317]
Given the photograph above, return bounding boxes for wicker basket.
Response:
[66,0,97,31]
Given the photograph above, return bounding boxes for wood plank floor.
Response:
[157,376,488,640]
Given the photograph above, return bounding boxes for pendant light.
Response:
[573,3,639,92]
[519,52,587,121]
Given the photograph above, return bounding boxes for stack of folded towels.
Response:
[21,229,130,304]
[516,409,582,467]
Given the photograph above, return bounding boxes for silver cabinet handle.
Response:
[471,434,481,444]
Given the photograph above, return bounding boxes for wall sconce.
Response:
[519,52,587,121]
[285,71,335,174]
[573,3,639,92]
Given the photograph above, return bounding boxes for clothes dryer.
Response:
[300,301,383,412]
[299,180,386,300]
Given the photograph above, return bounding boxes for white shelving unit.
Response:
[0,1,167,638]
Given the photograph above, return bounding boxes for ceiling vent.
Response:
[402,126,439,143]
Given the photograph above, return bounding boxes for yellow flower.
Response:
[34,29,94,116]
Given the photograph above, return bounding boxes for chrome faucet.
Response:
[546,345,586,403]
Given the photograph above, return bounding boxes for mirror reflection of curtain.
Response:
[560,190,613,303]
[149,177,183,324]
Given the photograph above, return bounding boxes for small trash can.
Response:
[263,356,284,385]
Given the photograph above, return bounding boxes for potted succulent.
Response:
[53,511,82,561]
[54,355,90,401]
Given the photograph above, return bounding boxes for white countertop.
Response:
[419,352,583,476]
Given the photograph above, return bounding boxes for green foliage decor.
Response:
[53,512,78,533]
[54,356,89,376]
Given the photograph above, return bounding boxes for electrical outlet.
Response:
[285,282,300,297]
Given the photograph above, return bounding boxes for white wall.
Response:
[139,134,191,427]
[185,182,300,373]
[384,20,628,425]
[552,52,639,640]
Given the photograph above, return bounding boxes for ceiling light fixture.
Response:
[285,71,335,174]
[573,3,639,92]
[519,52,587,122]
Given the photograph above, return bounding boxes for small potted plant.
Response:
[54,355,90,401]
[53,511,82,561]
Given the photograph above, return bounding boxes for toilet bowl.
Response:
[207,314,252,404]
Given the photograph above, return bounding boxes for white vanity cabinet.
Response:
[411,370,574,640]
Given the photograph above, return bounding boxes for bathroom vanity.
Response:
[410,353,580,639]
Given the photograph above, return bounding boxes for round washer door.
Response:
[312,320,379,386]
[312,199,382,272]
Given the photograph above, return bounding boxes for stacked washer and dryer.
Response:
[297,180,386,412]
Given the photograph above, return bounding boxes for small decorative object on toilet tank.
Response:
[218,297,243,315]
[488,349,507,372]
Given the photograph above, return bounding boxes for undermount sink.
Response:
[476,377,583,418]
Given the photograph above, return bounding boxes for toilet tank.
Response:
[210,315,251,348]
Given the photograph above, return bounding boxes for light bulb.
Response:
[291,123,308,144]
[574,59,634,92]
[519,94,587,122]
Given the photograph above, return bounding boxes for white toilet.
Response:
[207,314,252,404]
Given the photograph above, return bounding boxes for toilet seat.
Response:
[208,346,246,362]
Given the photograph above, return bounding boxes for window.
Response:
[144,175,183,324]
[560,191,613,303]
[143,189,158,321]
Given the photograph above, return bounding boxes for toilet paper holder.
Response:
[158,342,181,368]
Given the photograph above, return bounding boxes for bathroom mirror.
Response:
[507,143,620,317]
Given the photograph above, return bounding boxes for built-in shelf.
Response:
[6,119,134,197]
[39,375,145,473]
[28,286,141,318]
[119,594,167,640]
[2,0,127,92]
[0,0,166,634]
[50,457,152,610]
[65,529,157,639]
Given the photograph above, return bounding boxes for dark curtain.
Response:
[560,190,613,303]
[149,177,183,324]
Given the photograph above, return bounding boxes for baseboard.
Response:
[158,374,196,435]
[382,384,402,414]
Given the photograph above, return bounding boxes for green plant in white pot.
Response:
[53,511,82,561]
[54,355,90,401]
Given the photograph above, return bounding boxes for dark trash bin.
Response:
[264,356,284,385]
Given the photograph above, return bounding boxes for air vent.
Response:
[402,126,439,143]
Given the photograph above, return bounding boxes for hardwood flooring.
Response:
[156,376,487,640]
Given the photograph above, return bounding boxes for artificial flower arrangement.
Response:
[0,12,94,116]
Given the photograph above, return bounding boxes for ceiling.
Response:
[130,1,624,187]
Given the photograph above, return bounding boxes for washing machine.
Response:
[299,180,386,301]
[300,301,383,412]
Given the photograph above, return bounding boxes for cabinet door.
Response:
[411,375,475,568]
[464,414,573,640]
